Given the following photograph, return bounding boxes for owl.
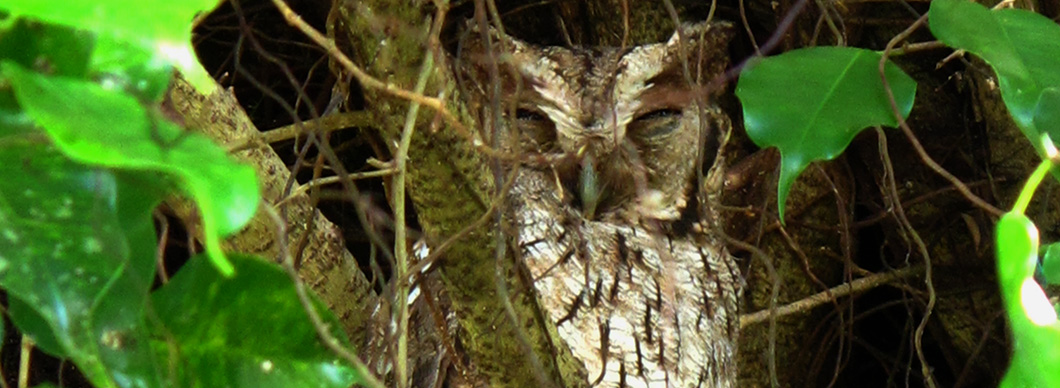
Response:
[457,21,740,388]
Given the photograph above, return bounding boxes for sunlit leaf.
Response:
[151,254,360,387]
[0,0,220,92]
[995,213,1060,387]
[0,19,94,78]
[3,62,259,275]
[735,47,916,220]
[91,34,174,102]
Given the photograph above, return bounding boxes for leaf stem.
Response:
[1013,159,1052,215]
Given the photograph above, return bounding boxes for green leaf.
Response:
[995,213,1060,387]
[929,0,1060,155]
[997,213,1039,290]
[0,19,94,78]
[90,35,173,102]
[0,138,165,388]
[1040,242,1060,285]
[150,254,359,387]
[0,0,219,92]
[0,9,178,103]
[2,61,259,275]
[735,47,916,220]
[1033,88,1060,143]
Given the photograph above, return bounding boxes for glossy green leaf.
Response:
[151,254,359,387]
[995,213,1060,387]
[735,47,916,220]
[3,61,259,275]
[929,0,1060,155]
[0,138,165,388]
[0,0,219,92]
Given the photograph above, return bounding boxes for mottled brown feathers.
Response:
[459,21,740,387]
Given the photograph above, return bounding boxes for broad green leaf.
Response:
[151,254,359,388]
[0,0,219,92]
[2,62,259,275]
[995,213,1060,387]
[929,0,1060,154]
[0,11,176,102]
[0,138,165,388]
[735,47,916,220]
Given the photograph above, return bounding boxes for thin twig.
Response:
[813,0,844,46]
[273,169,396,208]
[260,111,371,145]
[741,266,922,327]
[18,336,31,388]
[876,125,938,388]
[880,17,982,387]
[739,0,760,53]
[879,15,1004,217]
[0,328,10,388]
[262,0,398,270]
[391,36,436,388]
[153,209,171,284]
[889,40,946,57]
[852,178,1001,229]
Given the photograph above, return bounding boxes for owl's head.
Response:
[458,22,734,223]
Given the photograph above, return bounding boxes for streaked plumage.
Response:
[459,21,740,387]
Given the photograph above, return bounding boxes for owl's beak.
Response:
[578,152,601,219]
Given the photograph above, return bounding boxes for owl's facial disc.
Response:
[500,34,714,222]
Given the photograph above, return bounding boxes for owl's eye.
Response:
[635,108,682,121]
[630,108,683,139]
[516,108,548,122]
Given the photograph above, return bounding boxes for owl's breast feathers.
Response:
[511,167,740,388]
[459,20,740,387]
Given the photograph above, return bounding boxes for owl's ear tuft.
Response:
[653,21,736,88]
[454,21,550,101]
[666,21,736,48]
